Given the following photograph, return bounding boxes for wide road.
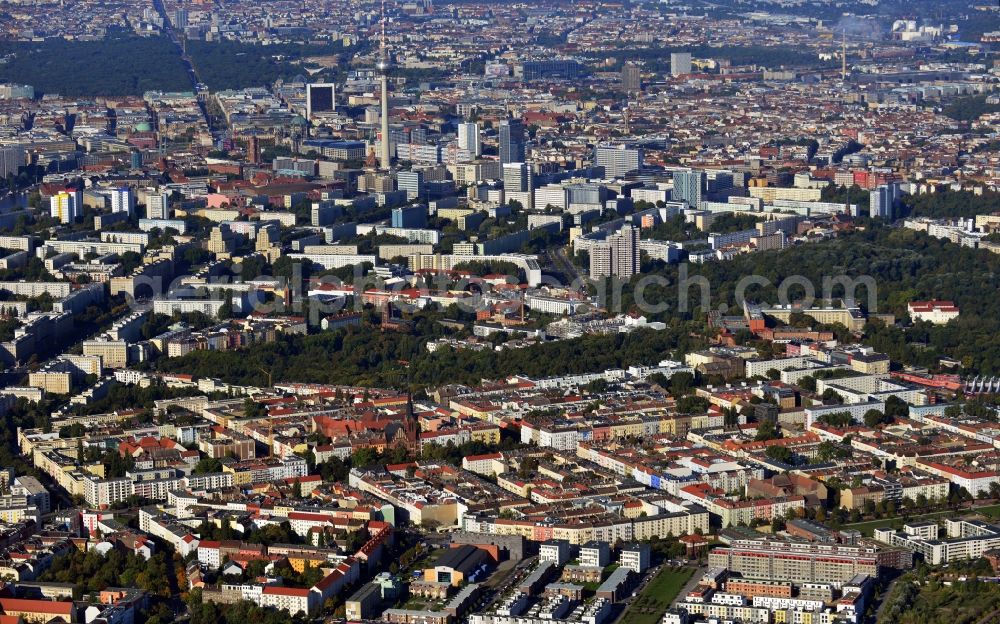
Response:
[150,0,215,131]
[551,245,583,285]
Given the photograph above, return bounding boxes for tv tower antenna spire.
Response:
[377,0,393,170]
[380,0,387,57]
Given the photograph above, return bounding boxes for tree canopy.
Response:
[0,33,190,96]
[152,319,703,390]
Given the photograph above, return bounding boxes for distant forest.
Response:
[0,34,353,96]
[185,40,351,91]
[0,34,190,96]
[941,95,1000,122]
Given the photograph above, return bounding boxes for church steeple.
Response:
[402,391,418,449]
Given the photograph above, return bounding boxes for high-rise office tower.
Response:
[410,127,428,145]
[305,83,336,119]
[519,60,582,81]
[50,190,81,224]
[110,187,135,215]
[870,183,902,220]
[0,147,24,178]
[596,144,643,178]
[590,225,640,279]
[671,52,692,77]
[499,118,525,165]
[397,170,425,200]
[707,171,735,194]
[458,122,481,157]
[672,170,706,207]
[311,201,339,227]
[388,127,407,152]
[146,191,171,220]
[391,204,426,228]
[622,62,642,92]
[502,162,532,193]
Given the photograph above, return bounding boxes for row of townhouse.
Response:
[576,442,763,497]
[206,557,361,616]
[678,483,806,528]
[83,469,236,508]
[167,490,379,525]
[196,524,394,615]
[418,422,502,451]
[220,455,309,486]
[521,413,697,452]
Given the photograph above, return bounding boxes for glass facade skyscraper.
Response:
[499,119,525,165]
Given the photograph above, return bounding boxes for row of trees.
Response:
[902,189,1000,220]
[187,589,302,624]
[40,548,177,598]
[941,94,1000,122]
[153,318,704,389]
[606,223,1000,375]
[878,572,1000,624]
[185,40,352,91]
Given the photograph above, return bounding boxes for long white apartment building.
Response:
[875,519,1000,565]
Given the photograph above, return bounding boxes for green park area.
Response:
[618,566,693,624]
[0,32,352,96]
[846,504,1000,537]
[0,33,190,96]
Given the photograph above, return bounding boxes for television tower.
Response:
[377,0,393,170]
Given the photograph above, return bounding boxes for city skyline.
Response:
[0,1,995,624]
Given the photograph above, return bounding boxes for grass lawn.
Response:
[844,512,951,536]
[402,597,428,610]
[846,504,1000,537]
[974,504,1000,519]
[407,547,445,571]
[619,567,693,624]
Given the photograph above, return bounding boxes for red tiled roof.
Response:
[0,598,74,616]
[262,586,311,597]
